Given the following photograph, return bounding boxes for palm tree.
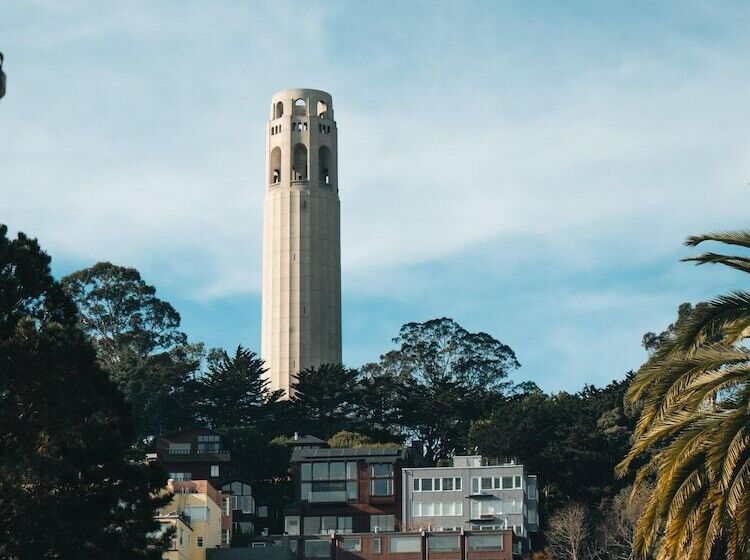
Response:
[617,231,750,560]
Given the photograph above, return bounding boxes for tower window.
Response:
[319,146,331,184]
[293,143,308,181]
[317,100,328,118]
[294,98,306,115]
[275,101,284,119]
[269,146,281,184]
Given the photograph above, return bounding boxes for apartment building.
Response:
[205,530,517,560]
[150,428,232,489]
[222,480,256,538]
[401,456,538,551]
[284,436,405,535]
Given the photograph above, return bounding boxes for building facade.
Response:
[401,457,538,546]
[222,480,256,539]
[261,88,342,397]
[149,428,231,489]
[155,479,232,560]
[284,439,404,535]
[206,530,517,560]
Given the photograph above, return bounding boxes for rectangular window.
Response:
[301,463,312,481]
[390,536,421,553]
[422,478,433,492]
[481,477,493,490]
[305,540,331,559]
[340,537,361,551]
[468,535,503,551]
[321,516,337,534]
[471,477,479,493]
[313,462,329,480]
[372,537,381,554]
[514,475,522,489]
[502,476,513,490]
[370,464,393,478]
[428,535,460,552]
[434,478,442,491]
[413,478,420,491]
[442,477,453,491]
[330,462,346,480]
[196,536,204,548]
[494,477,501,489]
[371,478,393,496]
[337,516,353,534]
[304,516,321,535]
[222,497,231,516]
[455,477,462,491]
[257,505,269,517]
[370,514,395,532]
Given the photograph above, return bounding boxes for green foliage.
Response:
[0,225,171,559]
[62,262,202,443]
[619,230,750,560]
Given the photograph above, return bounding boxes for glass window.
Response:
[370,464,392,478]
[514,476,522,489]
[471,478,479,493]
[469,535,503,551]
[301,463,312,481]
[494,477,501,489]
[455,477,462,491]
[346,481,357,500]
[346,462,358,479]
[305,540,331,559]
[370,514,395,532]
[434,478,441,491]
[481,477,493,490]
[338,517,353,534]
[257,505,268,517]
[502,476,513,490]
[423,502,435,516]
[372,537,381,554]
[313,463,329,480]
[304,516,321,535]
[211,465,219,477]
[390,536,421,553]
[442,478,453,491]
[422,478,433,492]
[340,538,361,551]
[371,479,393,496]
[428,536,459,552]
[321,516,337,534]
[413,478,420,492]
[330,462,346,480]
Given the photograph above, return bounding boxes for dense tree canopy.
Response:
[0,225,170,559]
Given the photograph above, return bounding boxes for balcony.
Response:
[160,447,231,462]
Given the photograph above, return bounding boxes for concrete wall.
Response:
[261,88,342,397]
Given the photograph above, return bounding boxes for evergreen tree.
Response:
[290,363,359,438]
[0,225,171,559]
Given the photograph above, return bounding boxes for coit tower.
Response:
[261,88,342,397]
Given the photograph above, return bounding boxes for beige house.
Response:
[155,479,229,560]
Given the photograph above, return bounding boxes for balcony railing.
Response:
[307,490,348,503]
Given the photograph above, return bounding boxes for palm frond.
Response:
[684,230,750,249]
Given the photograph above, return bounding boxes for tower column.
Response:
[261,88,342,397]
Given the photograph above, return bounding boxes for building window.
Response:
[196,536,204,548]
[389,536,421,553]
[468,535,503,551]
[300,461,357,502]
[515,475,522,489]
[303,516,352,535]
[304,540,330,559]
[502,476,513,490]
[184,506,210,522]
[340,537,362,552]
[222,497,231,516]
[257,505,269,517]
[428,535,460,552]
[197,434,220,453]
[370,514,395,532]
[168,472,192,481]
[222,529,231,545]
[415,477,461,492]
[211,465,220,477]
[372,537,381,554]
[370,463,393,496]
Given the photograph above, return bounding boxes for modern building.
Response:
[205,530,517,560]
[401,456,538,550]
[261,88,342,397]
[284,436,404,535]
[222,480,257,539]
[149,428,231,489]
[155,479,232,560]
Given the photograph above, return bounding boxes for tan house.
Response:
[155,479,232,560]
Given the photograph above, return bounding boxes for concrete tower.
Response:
[261,88,342,397]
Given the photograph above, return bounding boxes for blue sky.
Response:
[2,1,749,391]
